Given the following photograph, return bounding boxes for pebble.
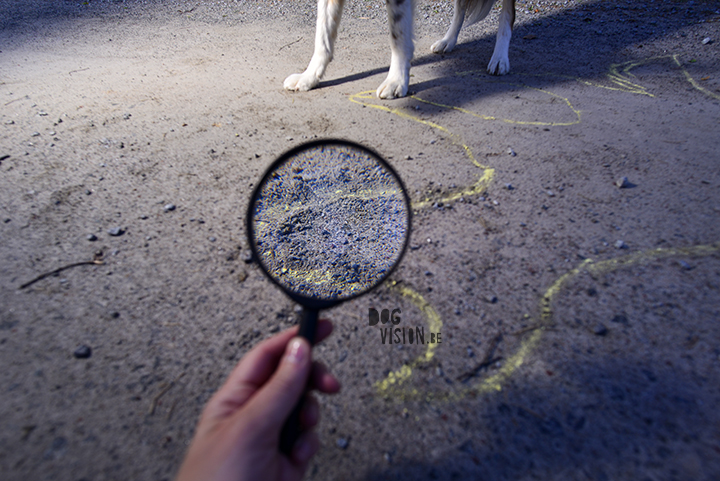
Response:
[505,183,514,190]
[615,176,630,188]
[678,260,694,270]
[107,227,124,236]
[702,37,712,45]
[73,345,92,359]
[338,350,348,363]
[123,113,131,120]
[486,295,498,304]
[163,203,176,212]
[86,234,98,241]
[546,190,555,197]
[208,236,216,242]
[436,366,444,377]
[593,323,608,336]
[5,120,14,125]
[241,250,254,263]
[336,438,349,450]
[31,132,40,137]
[507,148,516,156]
[614,240,626,249]
[38,111,48,116]
[467,347,474,358]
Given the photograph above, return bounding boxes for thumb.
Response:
[243,337,311,430]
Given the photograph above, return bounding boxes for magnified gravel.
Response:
[251,144,409,301]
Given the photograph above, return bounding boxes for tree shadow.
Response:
[316,0,719,104]
[360,354,720,480]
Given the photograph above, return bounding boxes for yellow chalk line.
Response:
[671,54,720,101]
[375,242,720,402]
[513,55,718,100]
[350,90,494,210]
[373,281,444,394]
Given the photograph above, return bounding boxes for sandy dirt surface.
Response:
[1,0,720,480]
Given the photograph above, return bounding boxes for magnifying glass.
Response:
[246,139,411,454]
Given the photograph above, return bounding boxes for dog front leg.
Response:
[377,0,414,99]
[487,0,514,75]
[431,0,466,53]
[284,0,345,92]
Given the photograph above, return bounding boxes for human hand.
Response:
[176,319,340,481]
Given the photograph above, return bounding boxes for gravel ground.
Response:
[1,1,720,480]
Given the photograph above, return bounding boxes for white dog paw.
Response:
[431,38,455,54]
[376,74,408,99]
[283,72,320,92]
[487,55,510,75]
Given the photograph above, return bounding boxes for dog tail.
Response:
[464,0,496,26]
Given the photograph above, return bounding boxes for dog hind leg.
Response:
[431,0,466,53]
[284,0,345,92]
[487,0,514,75]
[377,0,414,99]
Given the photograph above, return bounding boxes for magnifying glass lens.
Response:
[250,142,410,303]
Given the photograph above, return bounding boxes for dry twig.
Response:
[20,259,104,289]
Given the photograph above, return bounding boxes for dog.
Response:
[283,0,516,99]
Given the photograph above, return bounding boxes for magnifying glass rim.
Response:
[246,138,412,310]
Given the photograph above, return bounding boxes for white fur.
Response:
[284,0,344,92]
[432,0,515,76]
[284,0,515,98]
[376,0,414,99]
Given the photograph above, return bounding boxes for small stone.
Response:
[467,347,474,358]
[615,176,630,188]
[486,295,498,304]
[336,438,349,450]
[163,203,176,212]
[505,183,514,190]
[86,234,98,241]
[546,190,555,197]
[384,452,392,463]
[31,132,40,137]
[507,148,516,156]
[208,236,216,242]
[241,250,254,263]
[678,260,694,270]
[5,120,14,125]
[614,240,626,249]
[73,345,92,359]
[611,314,629,325]
[38,111,48,116]
[123,113,131,120]
[338,350,348,363]
[424,270,433,276]
[593,323,608,336]
[702,37,712,45]
[107,227,124,236]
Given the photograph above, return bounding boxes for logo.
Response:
[368,308,441,345]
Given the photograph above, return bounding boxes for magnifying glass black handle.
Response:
[280,308,318,456]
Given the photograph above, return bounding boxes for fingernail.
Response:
[286,338,307,365]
